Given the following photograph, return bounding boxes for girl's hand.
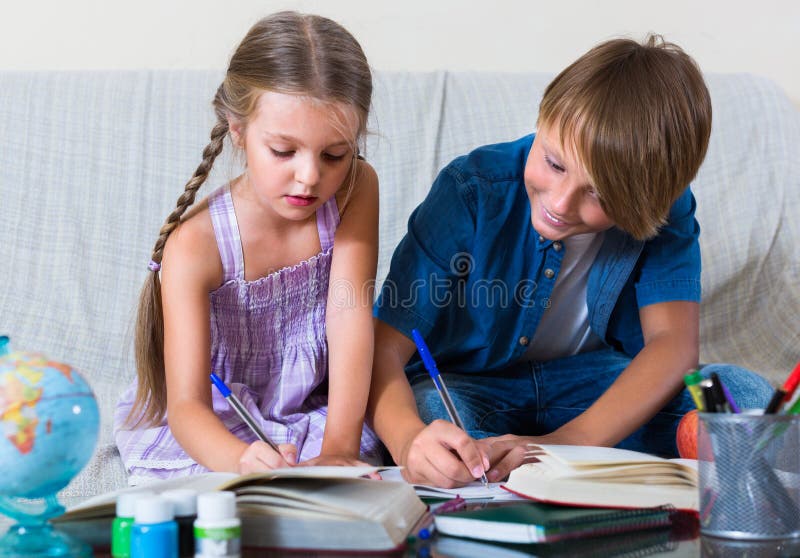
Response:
[237,441,297,474]
[299,454,382,479]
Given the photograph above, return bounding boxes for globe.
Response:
[0,336,99,557]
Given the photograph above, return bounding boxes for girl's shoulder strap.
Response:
[208,183,245,282]
[316,195,340,252]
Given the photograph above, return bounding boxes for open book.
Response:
[56,466,427,552]
[503,445,698,511]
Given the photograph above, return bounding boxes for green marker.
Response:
[683,369,705,411]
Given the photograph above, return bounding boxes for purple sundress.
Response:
[114,184,382,484]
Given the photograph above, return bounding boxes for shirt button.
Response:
[538,235,545,243]
[544,268,555,279]
[553,241,562,251]
[519,336,529,346]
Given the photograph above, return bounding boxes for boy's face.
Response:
[524,125,615,241]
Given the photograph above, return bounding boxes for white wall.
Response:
[2,0,799,104]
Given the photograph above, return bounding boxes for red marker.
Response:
[780,361,800,402]
[765,361,800,414]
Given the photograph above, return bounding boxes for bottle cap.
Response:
[116,490,155,518]
[134,495,175,524]
[161,488,197,517]
[197,491,237,521]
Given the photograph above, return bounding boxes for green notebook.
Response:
[433,502,674,544]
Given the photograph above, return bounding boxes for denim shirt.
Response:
[374,134,701,376]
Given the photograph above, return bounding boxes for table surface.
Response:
[66,518,800,558]
[5,505,799,557]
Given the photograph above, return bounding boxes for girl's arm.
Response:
[317,160,379,460]
[482,300,699,481]
[161,213,293,472]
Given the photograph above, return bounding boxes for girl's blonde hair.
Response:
[538,34,712,240]
[129,11,372,427]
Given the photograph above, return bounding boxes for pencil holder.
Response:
[698,413,800,540]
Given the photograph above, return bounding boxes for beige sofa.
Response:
[0,69,798,518]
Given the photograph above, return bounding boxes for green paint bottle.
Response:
[112,491,154,557]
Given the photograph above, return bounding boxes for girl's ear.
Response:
[228,116,245,148]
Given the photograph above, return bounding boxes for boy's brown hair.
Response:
[538,34,712,240]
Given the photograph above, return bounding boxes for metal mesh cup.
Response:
[698,413,800,540]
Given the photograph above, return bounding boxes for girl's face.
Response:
[524,125,615,241]
[232,91,359,222]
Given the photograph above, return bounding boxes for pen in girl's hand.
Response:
[210,372,280,452]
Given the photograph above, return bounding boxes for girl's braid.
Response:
[150,118,229,264]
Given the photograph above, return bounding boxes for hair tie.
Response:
[148,260,161,272]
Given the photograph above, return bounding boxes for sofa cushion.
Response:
[0,70,797,503]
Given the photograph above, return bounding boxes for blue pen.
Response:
[210,373,280,452]
[411,329,489,487]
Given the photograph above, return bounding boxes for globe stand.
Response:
[0,495,91,558]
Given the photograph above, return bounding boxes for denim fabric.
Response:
[410,349,774,457]
[374,135,701,378]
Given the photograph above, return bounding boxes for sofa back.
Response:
[1,70,798,498]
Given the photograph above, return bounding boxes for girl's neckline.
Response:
[223,245,332,288]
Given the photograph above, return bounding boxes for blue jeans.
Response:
[409,348,774,457]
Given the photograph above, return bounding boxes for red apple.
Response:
[676,409,698,459]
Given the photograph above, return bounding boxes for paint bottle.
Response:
[111,490,154,558]
[194,491,241,558]
[130,495,179,558]
[162,488,198,558]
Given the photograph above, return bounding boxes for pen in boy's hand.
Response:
[210,372,280,453]
[410,329,489,487]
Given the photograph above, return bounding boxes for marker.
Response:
[713,373,740,414]
[210,373,280,453]
[764,388,788,414]
[709,373,732,413]
[683,370,705,411]
[777,362,800,410]
[700,379,718,413]
[786,396,800,415]
[411,329,489,487]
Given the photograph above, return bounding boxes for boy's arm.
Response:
[317,160,380,461]
[366,319,489,487]
[482,300,699,481]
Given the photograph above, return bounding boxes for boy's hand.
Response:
[477,434,535,482]
[399,419,490,488]
[237,441,297,474]
[480,431,576,482]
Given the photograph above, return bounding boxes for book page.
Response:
[379,467,522,500]
[220,465,383,489]
[62,466,383,519]
[529,444,673,466]
[526,445,697,486]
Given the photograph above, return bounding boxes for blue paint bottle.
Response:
[130,495,179,558]
[111,490,154,558]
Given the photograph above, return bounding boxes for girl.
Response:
[114,11,382,483]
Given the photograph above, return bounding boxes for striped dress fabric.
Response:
[114,184,382,484]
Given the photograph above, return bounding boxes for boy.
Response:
[367,35,773,487]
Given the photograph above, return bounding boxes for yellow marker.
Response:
[683,370,705,411]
